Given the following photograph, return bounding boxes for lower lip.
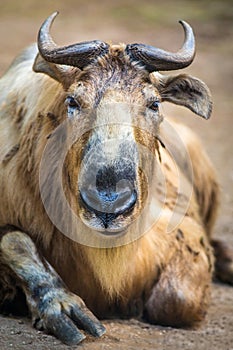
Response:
[82,218,128,236]
[98,228,127,236]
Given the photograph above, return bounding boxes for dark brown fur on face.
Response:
[0,20,232,346]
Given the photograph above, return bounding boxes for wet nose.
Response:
[80,167,137,228]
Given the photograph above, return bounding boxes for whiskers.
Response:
[155,135,166,162]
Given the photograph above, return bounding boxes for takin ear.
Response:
[33,53,79,89]
[154,73,212,119]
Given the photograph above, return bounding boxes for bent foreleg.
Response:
[0,230,105,345]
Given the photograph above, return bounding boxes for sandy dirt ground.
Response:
[0,0,232,349]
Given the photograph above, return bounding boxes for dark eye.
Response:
[65,96,80,115]
[150,100,160,112]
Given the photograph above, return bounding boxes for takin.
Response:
[0,12,232,345]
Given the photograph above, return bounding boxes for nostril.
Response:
[80,187,103,213]
[112,188,137,215]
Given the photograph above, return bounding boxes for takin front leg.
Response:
[144,228,213,328]
[0,230,105,345]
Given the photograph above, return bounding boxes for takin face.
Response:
[34,12,212,238]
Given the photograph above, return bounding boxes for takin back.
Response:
[0,12,232,345]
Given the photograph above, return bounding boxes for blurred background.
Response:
[0,1,233,349]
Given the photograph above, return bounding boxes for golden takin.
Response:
[0,12,232,345]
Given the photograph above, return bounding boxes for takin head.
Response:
[35,13,212,237]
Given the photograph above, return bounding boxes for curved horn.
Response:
[37,12,109,69]
[125,21,195,72]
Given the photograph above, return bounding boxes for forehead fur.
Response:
[68,44,156,109]
[77,44,150,88]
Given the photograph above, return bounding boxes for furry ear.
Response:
[154,73,212,119]
[33,53,80,89]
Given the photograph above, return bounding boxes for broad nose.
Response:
[80,166,137,228]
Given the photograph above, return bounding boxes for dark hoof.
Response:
[32,289,106,345]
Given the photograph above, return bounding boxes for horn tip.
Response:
[50,11,59,20]
[178,20,187,27]
[178,20,193,32]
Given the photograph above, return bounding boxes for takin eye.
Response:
[149,100,160,112]
[65,96,80,116]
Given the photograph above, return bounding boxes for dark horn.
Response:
[37,12,109,69]
[126,21,195,72]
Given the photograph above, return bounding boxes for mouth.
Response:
[81,218,128,235]
[79,192,136,235]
